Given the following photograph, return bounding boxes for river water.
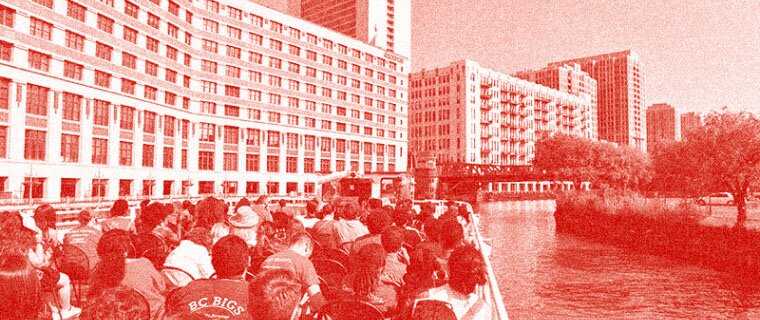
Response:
[479,201,760,320]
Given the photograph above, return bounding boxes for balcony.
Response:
[480,81,493,88]
[480,91,492,100]
[480,103,492,111]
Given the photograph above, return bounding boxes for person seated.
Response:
[438,218,465,263]
[89,229,167,319]
[101,199,133,232]
[398,243,447,318]
[260,232,326,310]
[393,208,424,247]
[311,204,339,250]
[80,286,150,320]
[0,253,49,320]
[248,269,305,320]
[163,227,214,287]
[349,209,393,255]
[333,203,369,247]
[417,245,492,320]
[380,226,408,287]
[341,243,397,315]
[63,209,103,273]
[166,235,252,319]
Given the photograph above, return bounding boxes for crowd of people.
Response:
[0,195,494,320]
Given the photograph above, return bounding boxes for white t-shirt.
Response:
[163,240,214,287]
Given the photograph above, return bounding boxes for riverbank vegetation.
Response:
[554,191,760,280]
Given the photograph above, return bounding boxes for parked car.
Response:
[696,192,734,206]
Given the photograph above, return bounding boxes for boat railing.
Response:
[469,211,510,320]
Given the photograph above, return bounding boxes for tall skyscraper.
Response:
[680,112,703,138]
[0,0,408,201]
[549,50,646,152]
[409,60,593,166]
[287,0,411,58]
[646,103,678,153]
[514,63,598,140]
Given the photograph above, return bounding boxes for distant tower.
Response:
[680,112,703,138]
[646,103,678,153]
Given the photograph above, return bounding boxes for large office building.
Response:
[409,60,593,166]
[514,63,597,140]
[285,0,411,58]
[646,103,678,153]
[548,50,646,152]
[0,0,409,202]
[680,112,702,138]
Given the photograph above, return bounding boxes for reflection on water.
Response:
[480,201,760,320]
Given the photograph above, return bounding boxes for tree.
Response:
[655,110,760,229]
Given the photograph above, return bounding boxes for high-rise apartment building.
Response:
[409,60,593,166]
[549,50,646,152]
[287,0,411,58]
[514,63,597,140]
[680,112,703,138]
[0,0,408,202]
[646,103,678,153]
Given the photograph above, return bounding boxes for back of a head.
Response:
[111,199,130,217]
[439,218,464,251]
[212,235,248,279]
[393,208,413,227]
[138,203,166,233]
[368,198,382,210]
[33,204,57,232]
[184,227,211,249]
[305,200,319,218]
[92,230,134,296]
[77,209,93,226]
[366,209,393,235]
[448,245,486,295]
[81,286,150,320]
[0,211,23,233]
[381,226,405,253]
[406,242,444,289]
[248,269,302,320]
[0,253,42,320]
[411,300,457,320]
[349,243,386,296]
[339,203,360,220]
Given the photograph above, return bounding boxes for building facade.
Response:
[549,50,646,152]
[287,0,411,58]
[409,60,593,166]
[0,0,408,202]
[680,111,702,138]
[646,103,678,153]
[514,63,597,140]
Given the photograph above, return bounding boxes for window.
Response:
[143,111,156,133]
[91,138,107,164]
[202,39,218,53]
[246,129,260,146]
[24,130,46,160]
[93,100,109,126]
[30,17,52,40]
[142,144,154,167]
[0,41,11,61]
[142,85,156,99]
[165,69,177,83]
[96,42,112,60]
[97,14,113,33]
[224,126,239,144]
[0,78,8,110]
[246,154,259,171]
[198,151,214,170]
[321,137,332,152]
[146,37,159,52]
[227,46,241,59]
[224,105,240,117]
[203,18,218,33]
[145,61,158,77]
[122,52,136,69]
[168,1,179,15]
[167,23,178,38]
[61,134,79,162]
[303,158,314,173]
[28,50,50,72]
[94,71,111,88]
[289,45,300,56]
[268,112,280,123]
[201,81,216,94]
[267,131,280,147]
[181,149,188,168]
[67,1,86,21]
[163,147,173,168]
[228,26,242,40]
[62,92,81,121]
[268,94,281,105]
[226,65,240,78]
[199,123,215,142]
[23,178,45,200]
[124,1,139,18]
[201,101,216,115]
[287,114,298,125]
[123,27,137,43]
[92,178,107,197]
[119,106,134,130]
[26,84,48,116]
[147,13,160,29]
[223,153,237,171]
[164,92,176,106]
[163,116,175,137]
[320,159,330,173]
[118,142,132,165]
[306,50,316,61]
[286,133,298,150]
[185,10,193,24]
[65,31,85,51]
[250,52,263,64]
[225,85,240,98]
[205,0,219,13]
[121,79,135,94]
[286,157,297,173]
[0,5,14,27]
[267,156,279,172]
[202,60,217,73]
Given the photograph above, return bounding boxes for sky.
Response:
[411,0,760,113]
[254,0,758,113]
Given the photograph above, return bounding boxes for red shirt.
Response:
[261,249,320,288]
[166,278,251,319]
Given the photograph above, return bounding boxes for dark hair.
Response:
[338,203,360,220]
[184,227,211,249]
[212,235,249,278]
[194,197,227,230]
[448,245,486,295]
[81,286,150,320]
[0,254,43,320]
[381,226,405,253]
[393,208,413,227]
[317,204,334,220]
[33,204,57,232]
[77,209,92,226]
[421,217,443,243]
[411,300,457,320]
[439,219,464,251]
[404,242,445,292]
[368,198,382,210]
[90,230,134,298]
[366,210,393,235]
[305,200,319,218]
[249,269,302,320]
[278,199,287,208]
[111,199,130,217]
[348,243,386,297]
[136,202,166,234]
